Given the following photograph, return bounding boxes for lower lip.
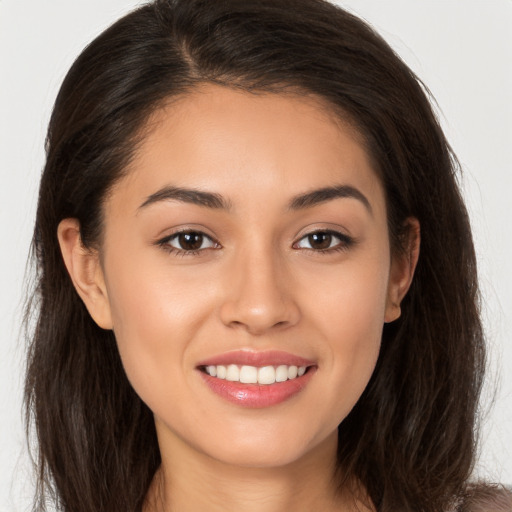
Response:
[198,368,316,408]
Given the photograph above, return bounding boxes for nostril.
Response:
[219,289,301,333]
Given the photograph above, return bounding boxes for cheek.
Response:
[304,250,390,340]
[102,255,217,404]
[301,255,389,413]
[106,250,216,336]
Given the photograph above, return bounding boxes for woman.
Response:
[23,0,511,511]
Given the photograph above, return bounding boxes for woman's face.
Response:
[88,85,409,468]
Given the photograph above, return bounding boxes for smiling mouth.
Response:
[201,364,309,385]
[197,354,316,407]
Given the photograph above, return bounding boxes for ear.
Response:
[57,218,113,330]
[384,218,420,323]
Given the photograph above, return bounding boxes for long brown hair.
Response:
[25,1,486,510]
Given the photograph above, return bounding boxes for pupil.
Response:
[179,232,203,250]
[309,232,331,250]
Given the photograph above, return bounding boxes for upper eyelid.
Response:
[167,229,214,240]
[293,221,352,238]
[167,231,216,243]
[297,230,348,240]
[300,228,346,237]
[157,227,218,244]
[294,228,351,242]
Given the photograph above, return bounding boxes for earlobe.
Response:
[57,218,113,330]
[384,218,420,323]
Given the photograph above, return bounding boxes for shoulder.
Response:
[455,483,512,512]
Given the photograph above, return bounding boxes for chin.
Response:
[200,424,337,470]
[220,447,302,468]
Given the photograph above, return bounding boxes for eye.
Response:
[294,230,352,252]
[159,231,218,254]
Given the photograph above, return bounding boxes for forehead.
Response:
[108,84,384,216]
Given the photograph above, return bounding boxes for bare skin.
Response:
[58,85,419,512]
[144,431,373,512]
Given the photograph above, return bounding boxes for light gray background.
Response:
[1,1,511,509]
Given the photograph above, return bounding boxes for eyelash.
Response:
[292,230,354,254]
[156,230,219,257]
[156,229,354,257]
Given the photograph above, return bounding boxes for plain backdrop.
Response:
[1,1,511,509]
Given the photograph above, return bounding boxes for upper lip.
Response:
[196,350,316,368]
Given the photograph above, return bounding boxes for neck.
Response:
[143,427,371,512]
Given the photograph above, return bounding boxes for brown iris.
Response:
[177,232,204,251]
[307,232,333,250]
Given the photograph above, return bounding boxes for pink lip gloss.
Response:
[197,350,316,408]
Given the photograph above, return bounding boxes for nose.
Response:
[219,247,301,335]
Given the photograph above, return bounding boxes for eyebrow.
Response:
[139,186,231,211]
[138,183,372,215]
[288,185,372,214]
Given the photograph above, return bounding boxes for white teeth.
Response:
[258,366,276,385]
[275,365,288,382]
[288,365,298,379]
[226,364,239,381]
[204,364,308,384]
[239,365,258,384]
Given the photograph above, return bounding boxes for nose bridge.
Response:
[220,239,299,333]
